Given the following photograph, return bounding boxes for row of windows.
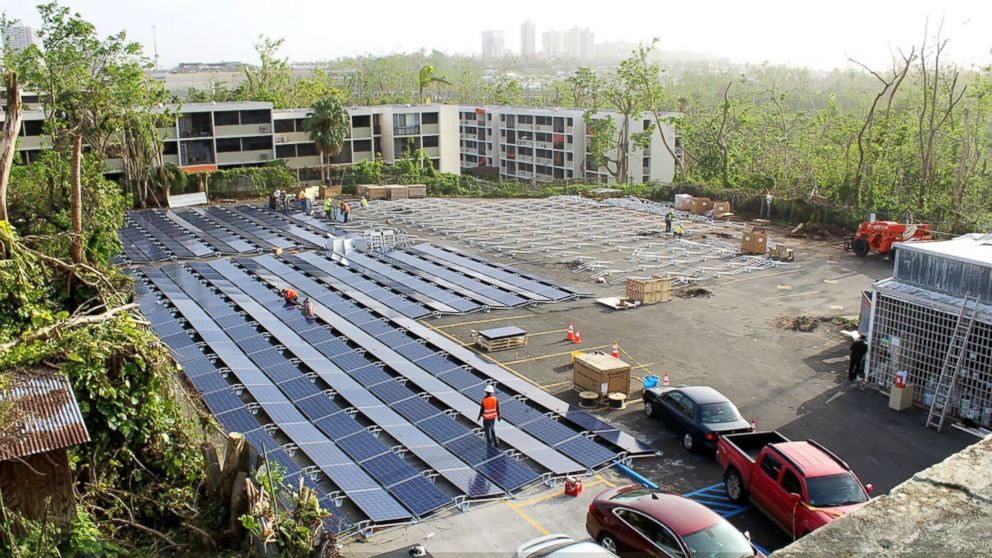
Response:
[213,109,272,126]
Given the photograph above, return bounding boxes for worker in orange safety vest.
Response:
[477,384,500,447]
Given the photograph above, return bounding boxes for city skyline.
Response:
[2,0,989,71]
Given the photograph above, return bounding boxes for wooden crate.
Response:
[320,185,342,199]
[363,185,389,200]
[573,352,631,396]
[385,185,409,200]
[741,224,768,255]
[626,277,672,304]
[712,201,732,219]
[689,197,713,215]
[407,184,427,198]
[475,334,528,352]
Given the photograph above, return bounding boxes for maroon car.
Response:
[586,485,762,558]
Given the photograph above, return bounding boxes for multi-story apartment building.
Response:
[520,21,536,57]
[459,106,678,185]
[481,30,506,60]
[2,24,36,52]
[11,100,674,186]
[541,31,563,59]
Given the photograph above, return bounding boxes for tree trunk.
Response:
[0,69,21,222]
[70,133,85,264]
[718,82,733,188]
[952,108,970,230]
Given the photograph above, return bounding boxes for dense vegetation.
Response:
[190,35,992,232]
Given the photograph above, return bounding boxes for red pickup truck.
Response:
[717,431,872,539]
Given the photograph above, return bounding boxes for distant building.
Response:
[541,30,563,59]
[175,61,246,73]
[579,28,595,62]
[482,30,505,60]
[520,21,536,57]
[564,27,580,59]
[2,24,35,52]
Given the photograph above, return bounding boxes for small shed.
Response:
[0,369,90,524]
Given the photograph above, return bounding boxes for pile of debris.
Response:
[773,315,828,332]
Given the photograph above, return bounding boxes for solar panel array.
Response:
[122,205,651,535]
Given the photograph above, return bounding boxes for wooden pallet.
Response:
[475,334,528,352]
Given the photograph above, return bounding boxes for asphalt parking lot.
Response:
[343,221,975,557]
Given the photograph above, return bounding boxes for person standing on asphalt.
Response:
[849,334,868,381]
[477,384,500,447]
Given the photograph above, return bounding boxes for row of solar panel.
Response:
[225,254,627,471]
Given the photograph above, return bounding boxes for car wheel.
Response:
[724,468,746,504]
[644,401,655,418]
[598,533,619,554]
[852,237,869,257]
[681,432,695,452]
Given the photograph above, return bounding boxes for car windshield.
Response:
[806,473,868,507]
[682,520,754,558]
[609,488,653,503]
[700,402,742,424]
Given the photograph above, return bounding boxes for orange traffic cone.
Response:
[573,329,582,344]
[751,418,757,431]
[566,321,574,342]
[611,341,620,359]
[662,371,670,386]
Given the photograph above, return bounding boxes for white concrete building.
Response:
[520,21,536,57]
[482,30,505,60]
[458,105,678,184]
[2,24,35,52]
[541,31,563,58]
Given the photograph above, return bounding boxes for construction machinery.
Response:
[850,221,932,257]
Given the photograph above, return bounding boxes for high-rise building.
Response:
[564,27,581,59]
[579,28,595,62]
[541,30,563,59]
[481,30,505,60]
[520,21,536,57]
[2,24,36,52]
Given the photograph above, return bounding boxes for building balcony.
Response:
[215,123,272,137]
[158,127,176,140]
[351,126,372,139]
[216,149,274,164]
[353,151,374,163]
[105,157,124,172]
[17,135,50,150]
[163,154,180,166]
[394,125,421,136]
[275,131,310,144]
[422,123,440,135]
[283,155,321,168]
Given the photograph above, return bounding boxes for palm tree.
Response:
[418,64,451,103]
[303,95,350,183]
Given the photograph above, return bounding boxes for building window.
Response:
[274,119,294,133]
[423,135,439,148]
[352,114,371,128]
[553,117,564,132]
[216,137,241,152]
[242,136,273,151]
[430,158,439,169]
[554,168,564,179]
[393,113,421,135]
[422,112,439,125]
[330,149,352,164]
[178,112,212,138]
[299,167,321,181]
[180,139,214,165]
[162,141,178,155]
[537,165,551,175]
[353,139,372,152]
[240,109,271,124]
[214,111,240,126]
[296,143,318,157]
[276,144,296,158]
[22,120,45,136]
[567,117,573,127]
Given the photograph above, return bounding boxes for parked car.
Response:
[586,485,763,558]
[642,385,753,451]
[516,533,619,557]
[716,431,872,539]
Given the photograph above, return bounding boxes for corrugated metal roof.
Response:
[874,278,992,322]
[0,369,90,461]
[897,234,992,268]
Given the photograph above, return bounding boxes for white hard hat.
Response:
[484,384,495,393]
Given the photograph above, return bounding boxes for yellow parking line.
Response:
[595,474,617,488]
[430,314,540,330]
[502,345,612,365]
[422,321,544,389]
[517,480,606,508]
[540,380,572,389]
[528,329,571,337]
[505,501,550,535]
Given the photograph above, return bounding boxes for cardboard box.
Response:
[741,224,768,254]
[889,384,915,412]
[407,184,427,198]
[689,197,713,215]
[385,185,409,200]
[674,194,693,211]
[320,185,342,199]
[712,201,732,219]
[626,277,672,304]
[573,352,631,396]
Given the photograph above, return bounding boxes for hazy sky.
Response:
[4,0,990,70]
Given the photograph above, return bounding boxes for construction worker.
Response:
[673,222,684,240]
[323,196,334,220]
[341,200,351,223]
[281,288,299,305]
[665,208,674,233]
[360,196,369,209]
[477,384,500,447]
[302,297,315,319]
[280,193,290,215]
[849,334,868,381]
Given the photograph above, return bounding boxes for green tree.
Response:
[303,95,350,183]
[239,35,292,107]
[418,63,452,103]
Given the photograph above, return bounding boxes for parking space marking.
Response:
[504,501,550,535]
[762,290,822,301]
[682,483,752,519]
[422,322,545,389]
[594,474,617,488]
[502,345,612,365]
[516,480,606,508]
[430,313,540,330]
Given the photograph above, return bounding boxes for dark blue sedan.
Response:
[642,385,753,452]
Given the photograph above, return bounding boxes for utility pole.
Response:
[152,25,160,71]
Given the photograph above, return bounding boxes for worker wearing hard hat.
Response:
[477,384,500,447]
